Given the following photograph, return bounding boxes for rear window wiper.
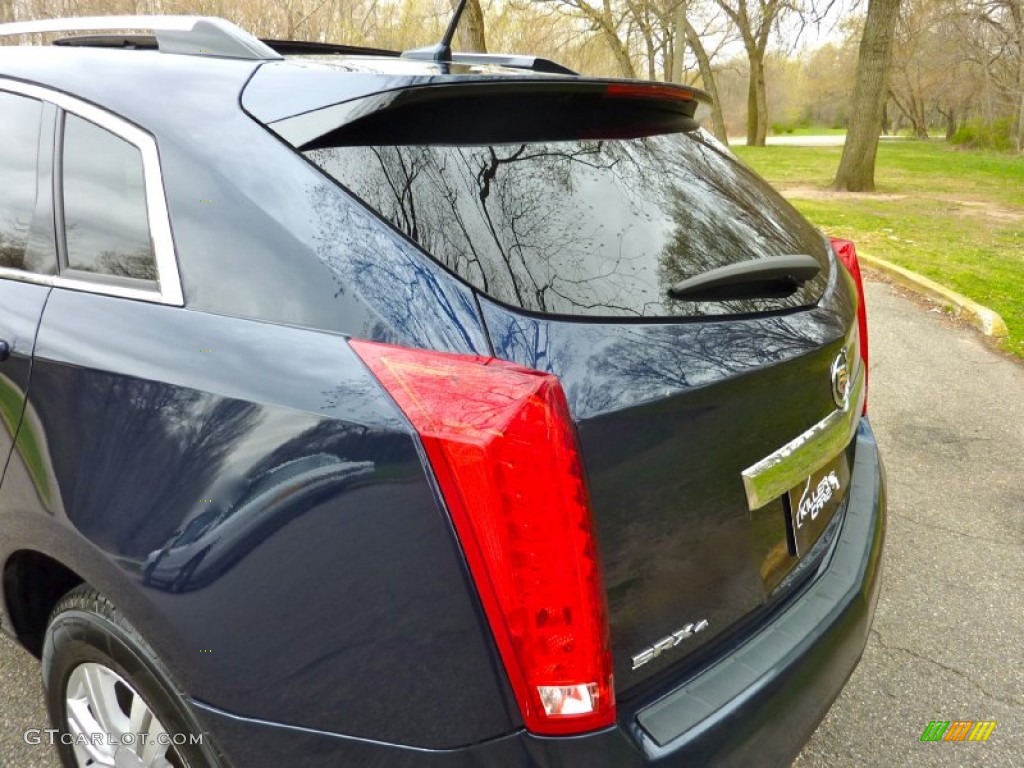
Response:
[667,254,821,301]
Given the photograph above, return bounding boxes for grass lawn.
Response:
[733,140,1024,359]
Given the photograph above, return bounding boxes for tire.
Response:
[41,584,223,768]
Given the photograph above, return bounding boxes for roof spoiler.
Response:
[268,80,712,150]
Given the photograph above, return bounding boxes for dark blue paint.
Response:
[0,281,49,482]
[480,263,857,694]
[187,422,884,768]
[0,47,489,356]
[0,44,885,768]
[0,288,518,748]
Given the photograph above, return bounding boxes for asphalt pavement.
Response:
[0,278,1021,767]
[793,278,1024,766]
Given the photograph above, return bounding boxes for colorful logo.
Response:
[920,720,997,742]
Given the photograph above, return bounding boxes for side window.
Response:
[0,92,43,271]
[62,113,156,282]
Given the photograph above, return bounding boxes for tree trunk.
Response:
[1017,23,1024,151]
[591,0,636,78]
[451,0,487,53]
[636,11,657,80]
[889,90,928,139]
[605,32,637,78]
[672,4,685,84]
[746,72,758,145]
[679,12,729,144]
[747,54,768,146]
[833,0,902,192]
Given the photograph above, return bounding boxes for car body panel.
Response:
[188,420,884,767]
[0,47,490,354]
[0,287,519,747]
[478,261,858,693]
[241,56,576,124]
[0,282,49,484]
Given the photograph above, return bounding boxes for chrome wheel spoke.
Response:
[137,711,170,764]
[81,663,122,737]
[127,693,154,749]
[65,662,180,768]
[67,696,115,765]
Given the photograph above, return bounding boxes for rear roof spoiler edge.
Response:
[267,79,712,149]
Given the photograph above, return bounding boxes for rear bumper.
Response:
[193,419,886,768]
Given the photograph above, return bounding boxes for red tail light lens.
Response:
[349,340,615,735]
[830,238,869,414]
[604,83,695,102]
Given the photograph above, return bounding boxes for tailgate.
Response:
[477,264,863,693]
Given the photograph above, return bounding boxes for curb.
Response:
[859,253,1010,338]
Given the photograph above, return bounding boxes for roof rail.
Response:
[0,16,282,61]
[259,39,576,74]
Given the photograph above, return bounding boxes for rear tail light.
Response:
[830,238,869,414]
[349,340,615,735]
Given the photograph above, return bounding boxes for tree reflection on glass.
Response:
[307,128,829,318]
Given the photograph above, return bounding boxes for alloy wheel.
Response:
[64,662,182,768]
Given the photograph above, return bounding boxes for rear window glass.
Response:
[306,130,829,318]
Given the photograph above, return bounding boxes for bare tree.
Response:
[714,0,789,146]
[833,0,902,191]
[549,0,639,77]
[450,0,487,52]
[673,0,730,141]
[968,0,1024,149]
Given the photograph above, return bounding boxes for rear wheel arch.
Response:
[43,584,226,768]
[3,549,83,657]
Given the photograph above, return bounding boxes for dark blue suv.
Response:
[0,15,885,768]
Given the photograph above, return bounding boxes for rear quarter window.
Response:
[306,130,830,318]
[62,113,156,282]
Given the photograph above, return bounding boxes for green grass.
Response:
[734,140,1024,359]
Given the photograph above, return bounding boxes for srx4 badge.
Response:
[631,619,710,670]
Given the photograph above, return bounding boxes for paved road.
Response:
[794,278,1024,766]
[730,134,907,146]
[0,279,1021,767]
[0,628,51,766]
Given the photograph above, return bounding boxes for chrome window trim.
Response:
[741,331,865,511]
[0,77,183,306]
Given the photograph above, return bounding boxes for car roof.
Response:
[0,43,569,127]
[0,45,261,123]
[241,55,573,123]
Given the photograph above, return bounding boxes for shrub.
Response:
[950,119,1015,151]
